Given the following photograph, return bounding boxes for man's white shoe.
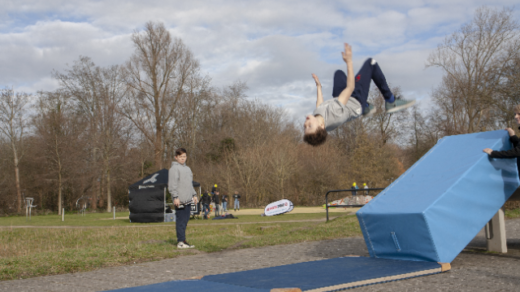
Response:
[177,241,195,249]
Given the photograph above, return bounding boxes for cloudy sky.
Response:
[1,0,519,123]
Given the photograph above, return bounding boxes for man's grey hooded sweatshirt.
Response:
[168,161,197,204]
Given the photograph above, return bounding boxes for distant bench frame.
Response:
[325,188,385,222]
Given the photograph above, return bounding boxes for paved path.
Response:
[1,219,520,292]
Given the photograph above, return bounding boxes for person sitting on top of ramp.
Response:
[484,104,520,159]
[303,43,415,146]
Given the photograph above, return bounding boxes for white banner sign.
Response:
[264,199,294,216]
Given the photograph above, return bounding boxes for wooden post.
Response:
[486,208,507,253]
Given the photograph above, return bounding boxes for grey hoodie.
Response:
[168,161,197,204]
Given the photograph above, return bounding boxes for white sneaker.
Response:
[385,95,416,114]
[177,241,195,249]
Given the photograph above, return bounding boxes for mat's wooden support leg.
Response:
[438,262,451,272]
[485,208,507,253]
[271,289,302,292]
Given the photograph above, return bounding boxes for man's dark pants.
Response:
[175,204,191,242]
[202,203,210,218]
[333,58,394,110]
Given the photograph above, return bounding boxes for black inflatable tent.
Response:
[129,168,200,223]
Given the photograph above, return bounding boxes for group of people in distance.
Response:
[351,182,369,196]
[200,187,241,219]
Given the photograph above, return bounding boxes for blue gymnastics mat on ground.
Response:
[110,256,449,292]
[357,130,520,263]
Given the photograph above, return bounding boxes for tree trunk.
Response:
[106,167,112,212]
[90,147,98,211]
[12,142,22,213]
[55,132,63,215]
[38,190,43,211]
[99,174,105,209]
[58,171,62,215]
[91,177,98,211]
[155,127,163,170]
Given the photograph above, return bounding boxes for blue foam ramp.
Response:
[357,130,520,263]
[203,257,444,291]
[109,257,446,291]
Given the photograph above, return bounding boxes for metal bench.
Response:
[24,196,37,220]
[325,188,385,222]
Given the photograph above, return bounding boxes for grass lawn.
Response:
[0,211,336,226]
[0,211,360,281]
[3,208,519,281]
[505,208,520,219]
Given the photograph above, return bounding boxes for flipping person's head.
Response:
[174,148,187,164]
[303,114,327,146]
[514,104,520,125]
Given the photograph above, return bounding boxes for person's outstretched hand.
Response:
[483,148,493,155]
[342,43,352,63]
[312,74,321,87]
[506,128,515,137]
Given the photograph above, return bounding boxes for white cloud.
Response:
[0,20,133,86]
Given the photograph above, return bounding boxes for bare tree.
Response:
[427,6,520,134]
[228,146,270,206]
[35,90,77,215]
[495,53,520,129]
[404,106,440,165]
[365,86,407,145]
[54,57,129,211]
[0,87,29,213]
[123,21,203,170]
[166,71,212,159]
[268,136,299,200]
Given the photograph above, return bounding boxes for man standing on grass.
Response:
[233,190,241,211]
[351,183,358,196]
[201,190,211,219]
[222,193,228,212]
[169,148,197,249]
[213,191,221,216]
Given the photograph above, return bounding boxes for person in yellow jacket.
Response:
[351,182,358,196]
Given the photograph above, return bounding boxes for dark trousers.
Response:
[175,204,191,242]
[333,58,394,110]
[202,203,210,218]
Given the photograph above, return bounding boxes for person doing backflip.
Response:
[303,43,415,146]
